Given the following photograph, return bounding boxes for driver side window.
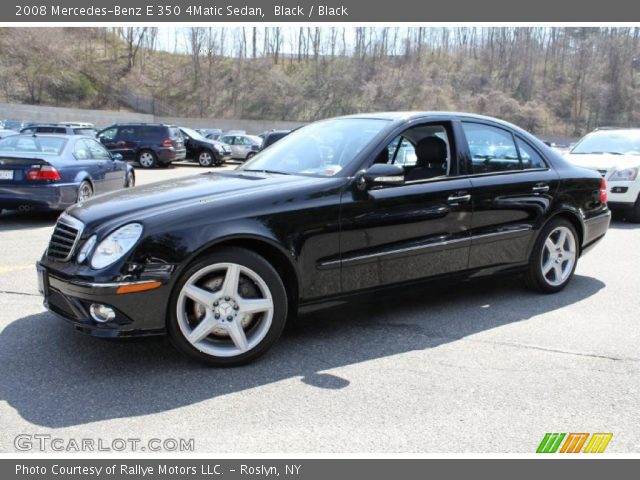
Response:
[373,124,452,182]
[99,128,117,141]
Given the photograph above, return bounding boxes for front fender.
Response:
[132,218,301,291]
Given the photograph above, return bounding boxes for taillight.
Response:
[599,178,607,203]
[26,165,61,181]
[161,139,173,147]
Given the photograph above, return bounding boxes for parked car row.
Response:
[0,118,296,169]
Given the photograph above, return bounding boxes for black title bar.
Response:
[4,0,640,22]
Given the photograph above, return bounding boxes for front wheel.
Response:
[525,218,578,293]
[198,150,214,167]
[245,152,256,160]
[167,247,288,366]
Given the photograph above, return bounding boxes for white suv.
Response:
[565,128,640,222]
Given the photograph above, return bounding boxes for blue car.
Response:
[0,134,135,213]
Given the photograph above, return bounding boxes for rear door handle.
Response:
[532,184,550,193]
[447,193,471,204]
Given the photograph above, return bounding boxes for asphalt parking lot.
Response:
[1,162,639,453]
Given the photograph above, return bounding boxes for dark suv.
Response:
[97,124,186,168]
[20,124,97,136]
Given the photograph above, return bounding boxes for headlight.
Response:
[609,167,638,181]
[90,223,143,270]
[214,144,224,153]
[77,235,97,263]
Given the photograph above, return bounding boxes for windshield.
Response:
[571,131,640,155]
[3,121,23,130]
[0,135,67,155]
[181,127,206,141]
[239,118,389,176]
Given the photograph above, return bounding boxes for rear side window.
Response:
[139,126,164,138]
[74,128,96,136]
[462,123,519,174]
[169,127,182,140]
[516,138,547,169]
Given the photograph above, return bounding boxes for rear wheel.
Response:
[525,218,578,293]
[167,247,288,366]
[198,150,214,167]
[77,181,93,203]
[125,171,135,188]
[137,150,157,168]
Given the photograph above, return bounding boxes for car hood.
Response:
[68,171,333,229]
[564,153,640,171]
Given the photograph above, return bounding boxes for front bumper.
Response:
[0,183,79,210]
[605,179,640,208]
[37,262,170,337]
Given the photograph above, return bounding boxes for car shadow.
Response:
[0,210,59,231]
[609,218,639,230]
[0,274,604,428]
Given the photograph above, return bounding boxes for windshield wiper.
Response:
[574,151,623,155]
[241,169,291,175]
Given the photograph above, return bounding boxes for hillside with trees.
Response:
[0,27,638,136]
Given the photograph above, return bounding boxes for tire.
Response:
[524,218,579,293]
[167,247,288,366]
[137,150,157,168]
[125,171,135,188]
[77,181,93,203]
[197,150,214,167]
[246,152,256,160]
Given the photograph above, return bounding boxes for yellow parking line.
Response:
[0,265,33,274]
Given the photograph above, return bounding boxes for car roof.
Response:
[15,133,84,138]
[26,124,71,127]
[589,128,640,134]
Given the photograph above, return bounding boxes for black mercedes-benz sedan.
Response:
[37,112,611,366]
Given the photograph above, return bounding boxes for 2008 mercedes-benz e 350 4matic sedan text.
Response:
[37,112,611,366]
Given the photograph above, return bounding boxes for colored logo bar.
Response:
[537,433,612,453]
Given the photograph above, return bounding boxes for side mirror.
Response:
[356,163,405,191]
[111,153,123,161]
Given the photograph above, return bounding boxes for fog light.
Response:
[90,304,116,323]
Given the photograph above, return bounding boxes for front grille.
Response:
[47,214,84,261]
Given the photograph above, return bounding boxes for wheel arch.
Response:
[539,208,585,255]
[176,234,301,316]
[72,170,93,186]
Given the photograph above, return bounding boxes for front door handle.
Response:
[447,193,471,204]
[532,184,550,193]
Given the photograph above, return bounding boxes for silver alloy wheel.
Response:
[139,152,155,168]
[176,262,274,358]
[541,226,576,286]
[198,151,213,166]
[77,182,92,202]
